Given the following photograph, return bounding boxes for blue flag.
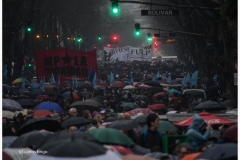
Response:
[186,72,191,83]
[167,74,172,83]
[156,71,160,79]
[93,73,97,86]
[213,75,218,82]
[110,72,114,85]
[190,71,198,88]
[22,78,25,89]
[181,75,187,87]
[51,73,56,84]
[75,75,78,87]
[88,67,95,83]
[152,74,156,81]
[129,72,134,83]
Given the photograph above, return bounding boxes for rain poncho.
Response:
[186,114,210,151]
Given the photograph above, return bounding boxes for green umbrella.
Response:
[120,102,139,109]
[88,128,135,146]
[141,120,177,132]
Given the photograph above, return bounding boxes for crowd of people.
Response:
[2,59,237,160]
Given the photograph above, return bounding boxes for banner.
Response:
[35,48,97,82]
[104,45,152,62]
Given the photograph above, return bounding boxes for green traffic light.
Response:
[98,37,101,40]
[27,28,31,32]
[148,38,152,41]
[77,38,81,42]
[28,64,32,66]
[113,8,118,13]
[136,31,140,35]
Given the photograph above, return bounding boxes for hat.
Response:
[52,113,61,121]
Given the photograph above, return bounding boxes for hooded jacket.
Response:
[13,112,24,132]
[186,114,210,151]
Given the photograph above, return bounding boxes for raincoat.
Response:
[186,114,210,151]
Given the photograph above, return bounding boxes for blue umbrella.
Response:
[120,102,139,109]
[34,102,63,114]
[3,136,18,148]
[30,89,43,95]
[29,82,40,87]
[168,89,182,94]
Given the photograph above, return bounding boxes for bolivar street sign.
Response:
[141,10,179,16]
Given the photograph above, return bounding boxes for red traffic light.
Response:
[107,44,110,47]
[113,36,117,40]
[155,42,158,46]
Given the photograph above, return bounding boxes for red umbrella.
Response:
[138,84,152,89]
[97,81,108,86]
[174,112,236,126]
[34,110,52,118]
[223,123,237,142]
[148,104,166,111]
[112,81,126,88]
[128,108,154,116]
[135,82,143,87]
[133,82,138,86]
[152,92,168,100]
[35,95,50,100]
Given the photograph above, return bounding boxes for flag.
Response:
[51,73,56,84]
[22,78,25,89]
[72,76,75,87]
[129,72,134,83]
[88,67,95,83]
[75,75,78,87]
[58,74,60,85]
[181,75,187,87]
[156,70,160,79]
[93,73,97,86]
[40,78,43,86]
[110,72,114,85]
[186,72,191,83]
[152,74,156,81]
[167,74,172,83]
[190,71,198,88]
[213,74,218,82]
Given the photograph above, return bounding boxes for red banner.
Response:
[35,48,97,82]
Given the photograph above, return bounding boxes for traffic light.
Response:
[112,36,118,44]
[135,23,140,36]
[98,34,102,40]
[26,20,32,32]
[112,0,119,14]
[147,33,152,41]
[28,63,32,67]
[154,42,158,47]
[76,34,82,42]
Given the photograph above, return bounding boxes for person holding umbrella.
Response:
[186,114,211,152]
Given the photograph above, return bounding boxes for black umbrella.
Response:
[60,87,72,94]
[205,85,222,92]
[106,120,139,130]
[133,115,148,124]
[14,94,30,100]
[81,91,92,97]
[148,87,164,92]
[133,95,148,101]
[10,130,52,148]
[70,100,103,108]
[42,91,60,96]
[3,136,18,148]
[16,99,38,109]
[196,143,237,160]
[35,130,99,149]
[93,96,107,101]
[77,83,93,90]
[18,89,30,94]
[193,101,227,112]
[88,98,103,104]
[144,81,162,87]
[17,117,62,136]
[222,99,237,109]
[61,117,92,128]
[39,138,106,157]
[29,89,43,95]
[3,99,22,111]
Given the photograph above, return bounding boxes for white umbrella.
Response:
[2,110,15,119]
[123,85,135,90]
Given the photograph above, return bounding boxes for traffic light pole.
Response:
[111,0,220,10]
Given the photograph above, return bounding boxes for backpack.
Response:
[143,129,162,142]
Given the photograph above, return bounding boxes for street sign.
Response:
[141,10,179,16]
[234,73,237,85]
[154,33,175,37]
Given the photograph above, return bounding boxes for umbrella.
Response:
[152,92,168,99]
[170,80,180,85]
[138,84,152,89]
[44,84,58,90]
[10,130,52,148]
[128,108,153,116]
[14,94,30,100]
[81,91,92,97]
[34,110,53,118]
[133,95,148,101]
[223,123,237,142]
[205,85,222,92]
[222,99,237,109]
[168,89,182,94]
[96,81,108,86]
[193,101,227,111]
[123,85,135,90]
[174,112,236,126]
[36,138,107,157]
[62,92,80,99]
[120,102,139,109]
[132,115,148,124]
[12,78,29,84]
[29,82,40,87]
[196,143,237,160]
[35,94,50,100]
[88,128,135,146]
[141,120,178,132]
[16,99,38,109]
[123,81,132,85]
[181,152,201,160]
[3,99,22,111]
[106,120,139,130]
[200,77,209,84]
[35,131,99,149]
[88,98,103,104]
[112,81,127,88]
[2,110,15,119]
[122,154,156,160]
[42,91,59,96]
[145,152,180,160]
[17,117,61,136]
[30,89,43,95]
[148,104,166,111]
[70,100,103,108]
[28,150,121,160]
[77,83,93,90]
[144,81,162,87]
[3,136,18,148]
[61,117,92,128]
[35,102,63,114]
[3,148,35,160]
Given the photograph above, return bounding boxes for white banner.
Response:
[104,45,152,62]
